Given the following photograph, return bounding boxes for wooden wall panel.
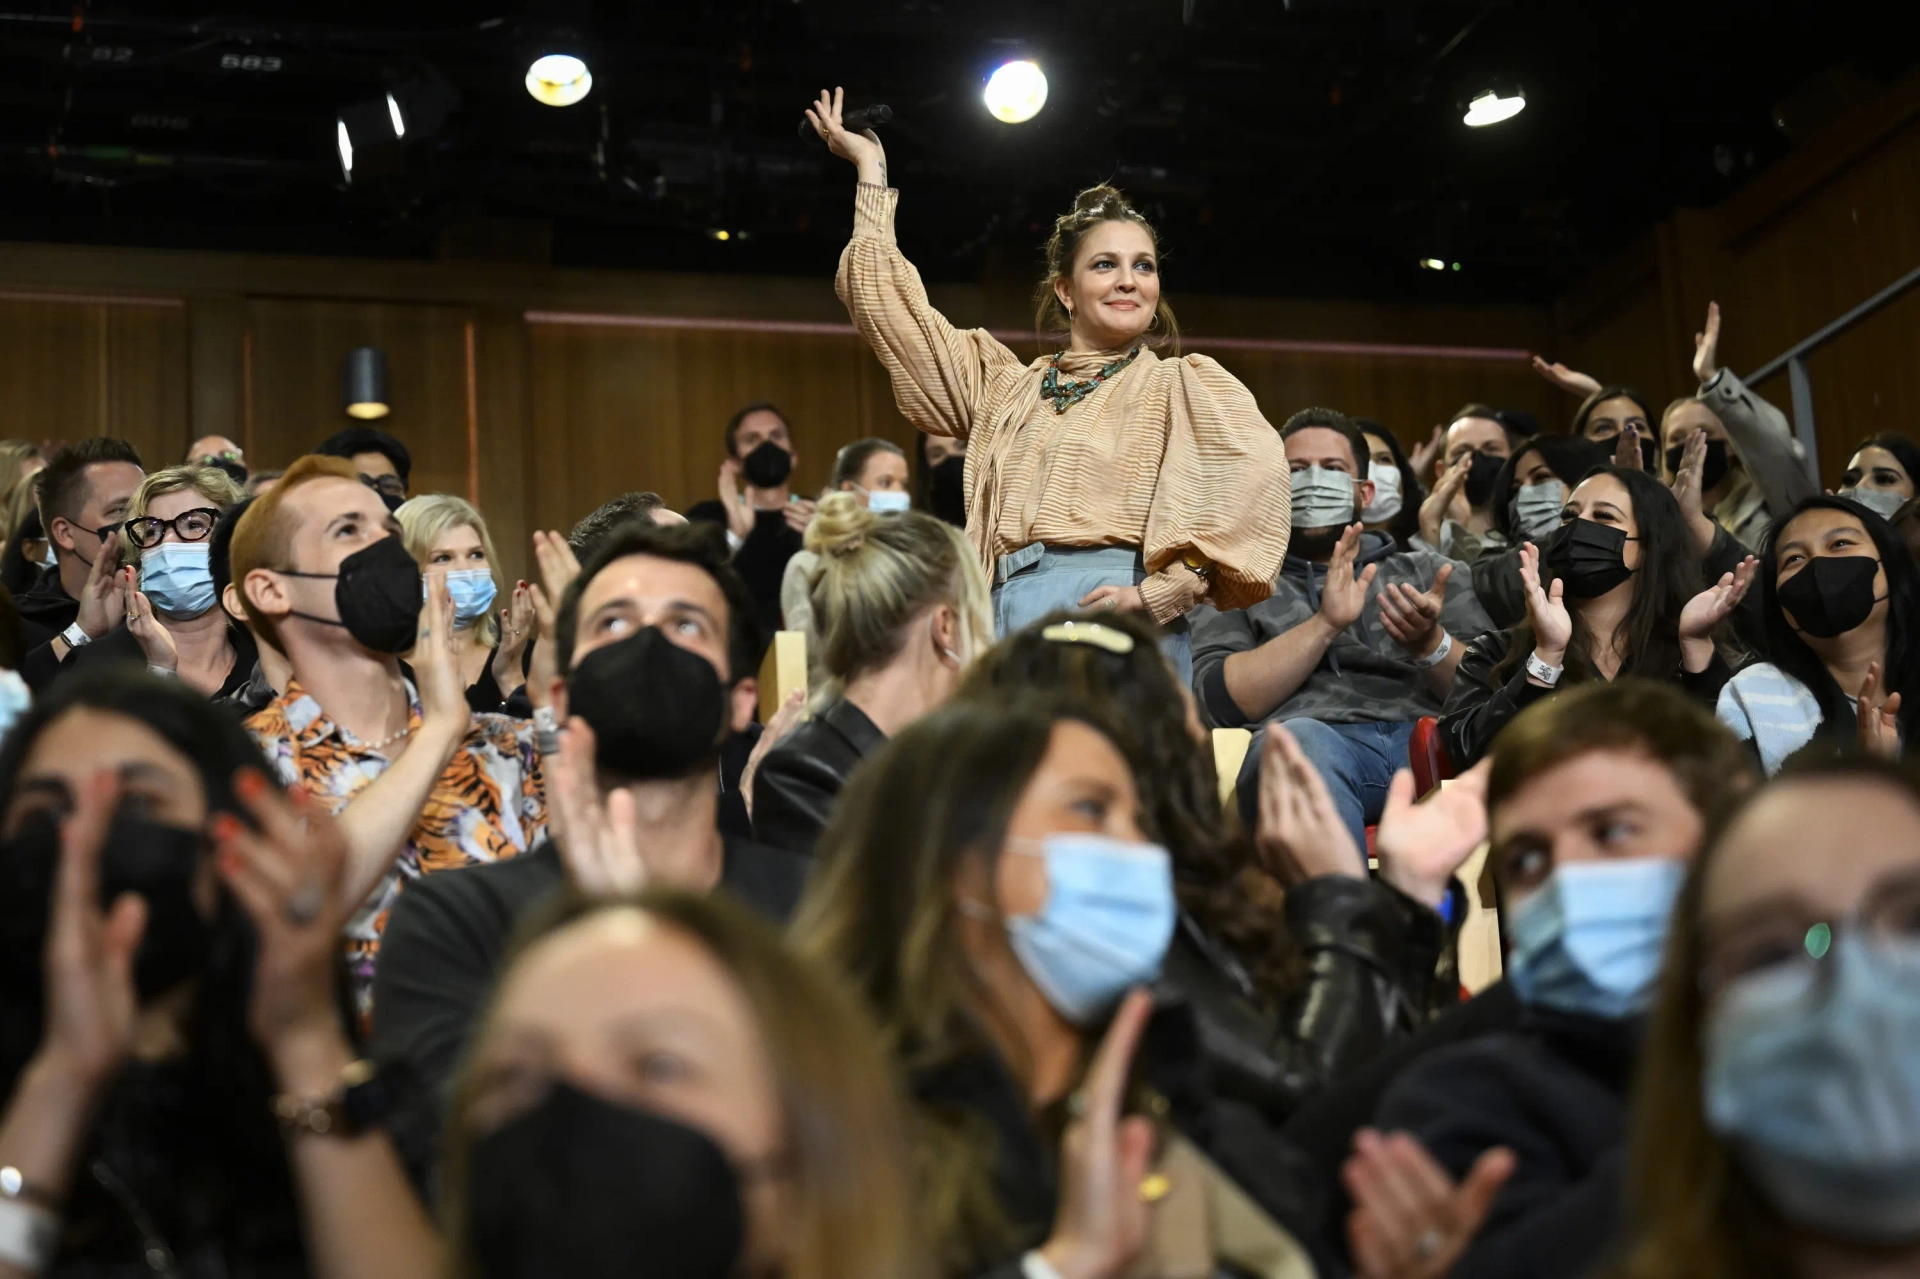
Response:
[243,298,475,499]
[0,298,187,466]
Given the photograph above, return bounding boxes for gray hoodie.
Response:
[1191,531,1492,729]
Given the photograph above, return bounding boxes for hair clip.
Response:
[1041,621,1136,654]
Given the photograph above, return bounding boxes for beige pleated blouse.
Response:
[836,183,1291,623]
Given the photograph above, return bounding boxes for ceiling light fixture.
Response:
[1419,257,1446,271]
[984,60,1048,124]
[335,119,353,179]
[342,347,390,420]
[386,92,405,138]
[526,53,593,107]
[1463,87,1525,128]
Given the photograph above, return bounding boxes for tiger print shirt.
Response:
[247,678,547,1023]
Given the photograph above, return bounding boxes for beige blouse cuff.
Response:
[1138,566,1207,626]
[852,183,898,245]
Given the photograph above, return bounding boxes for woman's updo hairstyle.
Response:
[1034,184,1180,352]
[801,492,993,700]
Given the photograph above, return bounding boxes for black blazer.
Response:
[751,698,887,855]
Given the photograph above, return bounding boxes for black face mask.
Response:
[927,454,967,527]
[1546,518,1637,599]
[567,627,728,780]
[1463,451,1504,509]
[0,809,212,1003]
[282,535,423,654]
[1666,439,1732,492]
[1776,554,1883,639]
[465,1081,748,1279]
[740,440,793,489]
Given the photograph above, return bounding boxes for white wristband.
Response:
[532,705,561,756]
[0,1195,59,1273]
[59,621,91,649]
[147,663,176,678]
[1409,629,1454,669]
[1525,650,1564,687]
[1021,1253,1065,1279]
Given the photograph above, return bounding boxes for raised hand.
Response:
[532,530,582,603]
[549,718,648,898]
[715,462,753,541]
[1037,989,1158,1279]
[213,769,354,1054]
[1613,424,1646,472]
[1373,761,1490,909]
[782,495,818,536]
[120,567,179,672]
[1345,1128,1516,1279]
[740,688,807,819]
[1858,661,1902,760]
[525,581,560,713]
[1378,563,1453,659]
[1693,301,1722,384]
[1679,556,1758,644]
[1408,425,1445,485]
[37,770,145,1091]
[490,580,536,691]
[1529,355,1602,399]
[1254,726,1367,885]
[73,535,126,642]
[1319,524,1379,631]
[1418,456,1471,548]
[805,86,887,186]
[1518,542,1572,665]
[414,572,467,738]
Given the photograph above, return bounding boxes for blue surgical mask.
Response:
[865,489,911,514]
[1361,463,1402,523]
[1507,859,1686,1020]
[1839,485,1906,522]
[1512,479,1567,542]
[1704,929,1920,1243]
[1290,465,1360,530]
[442,569,498,630]
[1001,833,1176,1025]
[139,543,217,619]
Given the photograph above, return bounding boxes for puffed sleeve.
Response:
[835,184,1022,441]
[1138,355,1291,619]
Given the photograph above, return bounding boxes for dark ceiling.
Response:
[0,0,1912,305]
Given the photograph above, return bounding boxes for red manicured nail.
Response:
[235,770,265,800]
[211,814,240,841]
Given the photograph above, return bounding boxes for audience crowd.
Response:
[0,96,1913,1279]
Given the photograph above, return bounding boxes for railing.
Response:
[1745,262,1920,475]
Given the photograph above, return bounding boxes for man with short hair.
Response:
[316,425,411,509]
[234,455,546,1020]
[16,437,146,690]
[370,519,805,1187]
[1417,403,1519,563]
[565,489,685,560]
[685,401,812,646]
[1192,407,1491,846]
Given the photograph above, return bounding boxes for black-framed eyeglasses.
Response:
[125,507,220,550]
[359,474,406,499]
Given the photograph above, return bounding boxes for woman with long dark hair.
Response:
[1716,496,1920,774]
[1571,385,1660,471]
[1443,466,1755,766]
[1486,434,1612,548]
[1837,432,1920,522]
[1355,419,1425,551]
[958,609,1464,1120]
[810,88,1290,685]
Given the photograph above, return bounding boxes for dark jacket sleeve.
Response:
[750,742,843,856]
[1440,630,1552,768]
[20,638,65,692]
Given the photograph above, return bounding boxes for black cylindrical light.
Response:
[342,347,390,420]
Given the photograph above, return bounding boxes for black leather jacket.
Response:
[1159,874,1460,1123]
[751,698,886,855]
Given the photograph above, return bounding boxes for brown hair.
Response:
[440,888,931,1279]
[1033,184,1180,351]
[229,454,362,652]
[35,436,143,533]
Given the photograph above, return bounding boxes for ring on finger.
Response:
[285,881,326,926]
[1414,1229,1445,1260]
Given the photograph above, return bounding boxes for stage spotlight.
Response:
[387,92,405,137]
[336,96,404,182]
[1463,87,1525,128]
[984,60,1048,124]
[1419,257,1446,271]
[526,53,593,107]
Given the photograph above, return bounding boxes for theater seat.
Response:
[758,631,809,722]
[1409,715,1454,797]
[1211,727,1253,809]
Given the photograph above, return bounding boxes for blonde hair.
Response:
[123,464,244,555]
[1033,183,1180,351]
[1661,398,1756,527]
[440,889,932,1279]
[800,493,992,703]
[0,440,41,544]
[397,494,502,647]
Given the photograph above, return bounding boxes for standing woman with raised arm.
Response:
[811,88,1291,684]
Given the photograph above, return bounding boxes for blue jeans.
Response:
[1237,719,1417,854]
[992,543,1193,688]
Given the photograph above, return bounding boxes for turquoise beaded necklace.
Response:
[1040,345,1143,414]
